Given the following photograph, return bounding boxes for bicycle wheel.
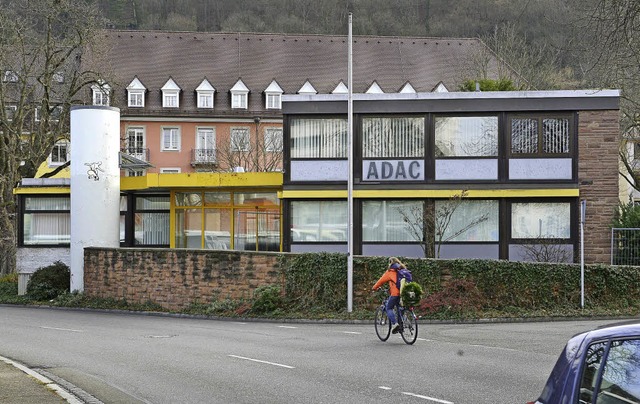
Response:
[400,309,418,345]
[374,306,391,341]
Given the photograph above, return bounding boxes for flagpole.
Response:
[347,12,354,312]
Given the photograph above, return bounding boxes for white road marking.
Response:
[278,325,297,329]
[39,326,84,333]
[343,331,362,335]
[402,391,454,403]
[228,355,295,369]
[379,386,392,390]
[417,338,432,341]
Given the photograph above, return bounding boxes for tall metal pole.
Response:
[347,13,354,312]
[580,199,586,309]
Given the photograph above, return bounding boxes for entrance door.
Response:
[234,209,280,252]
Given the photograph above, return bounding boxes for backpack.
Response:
[395,268,413,293]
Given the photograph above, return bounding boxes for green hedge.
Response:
[278,254,640,318]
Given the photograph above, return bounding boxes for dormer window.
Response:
[161,78,181,108]
[3,70,17,82]
[196,79,215,109]
[366,81,384,94]
[399,82,416,93]
[332,81,348,94]
[230,79,249,109]
[298,80,317,95]
[264,80,283,109]
[91,81,111,106]
[127,77,146,107]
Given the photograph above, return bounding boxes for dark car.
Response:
[528,321,640,404]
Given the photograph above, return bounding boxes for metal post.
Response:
[347,13,354,312]
[580,199,586,309]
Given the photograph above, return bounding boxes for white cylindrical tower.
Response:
[70,106,121,292]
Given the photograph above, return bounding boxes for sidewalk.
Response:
[0,356,79,404]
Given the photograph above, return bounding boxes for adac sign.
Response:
[362,160,424,181]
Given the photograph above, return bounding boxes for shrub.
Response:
[251,284,283,314]
[26,261,70,301]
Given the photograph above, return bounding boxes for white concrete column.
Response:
[70,106,121,292]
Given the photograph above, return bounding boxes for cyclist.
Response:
[372,257,406,334]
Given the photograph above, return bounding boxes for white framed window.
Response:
[264,128,283,152]
[129,91,144,107]
[163,91,179,108]
[196,127,216,163]
[126,127,146,160]
[161,127,181,151]
[264,80,283,109]
[127,77,146,107]
[198,92,213,108]
[266,93,281,109]
[231,128,250,152]
[160,168,181,173]
[162,78,181,108]
[232,93,247,109]
[230,79,249,109]
[3,70,17,82]
[50,141,69,165]
[196,79,215,109]
[92,82,111,106]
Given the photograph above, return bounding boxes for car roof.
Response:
[582,320,640,341]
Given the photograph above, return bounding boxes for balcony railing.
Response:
[192,148,217,165]
[121,147,150,162]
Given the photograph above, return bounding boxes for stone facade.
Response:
[83,247,284,311]
[578,110,621,264]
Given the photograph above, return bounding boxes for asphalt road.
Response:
[0,306,616,404]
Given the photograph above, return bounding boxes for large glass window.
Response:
[290,118,347,158]
[363,200,422,242]
[510,116,571,155]
[175,191,280,251]
[511,202,571,239]
[134,196,169,245]
[22,196,70,245]
[436,200,499,242]
[291,201,347,242]
[435,116,498,157]
[362,116,425,158]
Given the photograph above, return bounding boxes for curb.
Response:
[0,355,82,404]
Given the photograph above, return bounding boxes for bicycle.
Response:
[374,293,419,345]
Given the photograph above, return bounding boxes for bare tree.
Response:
[398,191,489,258]
[212,123,283,173]
[519,238,573,263]
[572,0,640,195]
[0,0,107,274]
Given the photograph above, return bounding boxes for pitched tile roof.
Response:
[100,30,503,116]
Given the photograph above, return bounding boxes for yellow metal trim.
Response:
[281,189,580,199]
[121,172,283,191]
[13,187,70,195]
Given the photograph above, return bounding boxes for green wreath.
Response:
[400,281,424,306]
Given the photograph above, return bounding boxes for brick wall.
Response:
[578,109,620,264]
[84,248,285,311]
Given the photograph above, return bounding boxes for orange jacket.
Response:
[373,269,399,296]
